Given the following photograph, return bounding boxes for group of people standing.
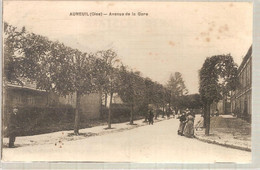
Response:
[177,109,195,138]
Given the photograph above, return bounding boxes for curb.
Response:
[68,118,167,139]
[72,117,172,139]
[100,117,170,134]
[194,135,251,152]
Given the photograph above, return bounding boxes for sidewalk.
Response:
[194,115,251,152]
[3,116,172,148]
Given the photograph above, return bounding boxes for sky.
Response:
[3,1,252,94]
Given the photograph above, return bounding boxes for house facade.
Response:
[230,46,252,121]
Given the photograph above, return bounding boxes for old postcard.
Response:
[2,1,252,163]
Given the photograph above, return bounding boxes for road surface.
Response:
[2,118,251,163]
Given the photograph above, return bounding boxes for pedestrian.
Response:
[148,109,154,125]
[177,112,186,136]
[195,114,204,131]
[183,113,195,138]
[8,106,19,148]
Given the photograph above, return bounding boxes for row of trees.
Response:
[4,22,202,134]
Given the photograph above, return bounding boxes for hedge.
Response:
[3,105,75,136]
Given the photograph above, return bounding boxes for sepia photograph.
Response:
[2,1,252,163]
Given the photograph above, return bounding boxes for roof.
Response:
[238,45,252,73]
[4,83,46,93]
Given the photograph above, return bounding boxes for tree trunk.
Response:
[205,102,211,136]
[162,105,165,118]
[155,106,158,120]
[105,93,107,108]
[99,90,103,119]
[108,92,113,128]
[74,91,81,135]
[167,102,171,117]
[203,104,206,128]
[130,103,134,125]
[145,105,148,122]
[223,95,226,115]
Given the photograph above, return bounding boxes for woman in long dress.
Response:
[183,114,195,138]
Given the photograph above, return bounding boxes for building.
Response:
[210,96,231,115]
[79,93,102,119]
[3,81,101,120]
[231,46,252,121]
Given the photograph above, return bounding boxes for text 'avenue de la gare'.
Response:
[69,12,149,17]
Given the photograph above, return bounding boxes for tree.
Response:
[151,82,165,119]
[160,86,169,118]
[178,94,203,111]
[166,72,188,114]
[118,66,146,125]
[49,45,96,135]
[95,49,121,129]
[29,41,95,135]
[199,54,238,135]
[143,78,154,121]
[3,22,27,85]
[188,94,203,110]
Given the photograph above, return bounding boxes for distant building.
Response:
[112,93,124,104]
[231,46,252,121]
[102,93,124,107]
[210,95,231,115]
